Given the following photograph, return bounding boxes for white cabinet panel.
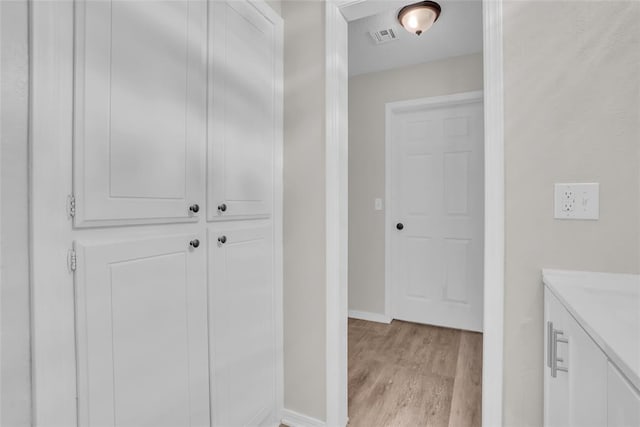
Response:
[545,287,608,427]
[74,234,210,427]
[608,362,640,426]
[208,1,277,221]
[208,225,276,427]
[73,0,206,227]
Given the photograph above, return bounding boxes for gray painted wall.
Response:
[348,53,484,315]
[282,0,327,421]
[503,1,640,425]
[0,1,31,425]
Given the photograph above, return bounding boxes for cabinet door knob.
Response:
[189,204,200,213]
[218,235,227,244]
[217,203,227,212]
[396,222,404,230]
[189,239,200,249]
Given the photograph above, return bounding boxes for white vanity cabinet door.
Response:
[544,287,607,427]
[608,362,640,426]
[565,309,607,426]
[545,288,570,427]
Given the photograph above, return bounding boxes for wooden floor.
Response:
[347,318,482,427]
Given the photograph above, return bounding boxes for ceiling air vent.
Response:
[369,28,398,45]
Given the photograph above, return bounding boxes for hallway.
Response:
[348,319,482,427]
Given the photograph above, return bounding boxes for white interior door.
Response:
[75,234,210,427]
[209,225,276,427]
[73,0,206,227]
[388,93,484,332]
[208,0,276,221]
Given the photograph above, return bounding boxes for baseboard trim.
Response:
[281,409,326,427]
[348,310,392,324]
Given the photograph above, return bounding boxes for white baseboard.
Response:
[281,409,326,427]
[348,309,392,324]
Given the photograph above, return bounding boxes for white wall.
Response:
[502,1,640,425]
[0,1,31,425]
[348,53,484,315]
[282,0,327,421]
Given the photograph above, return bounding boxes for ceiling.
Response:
[348,0,483,77]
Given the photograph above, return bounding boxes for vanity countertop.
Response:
[542,269,640,391]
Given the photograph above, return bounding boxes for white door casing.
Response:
[208,0,276,221]
[73,0,207,227]
[330,1,505,425]
[75,234,210,427]
[387,92,484,333]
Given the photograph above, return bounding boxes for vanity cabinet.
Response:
[543,269,640,427]
[544,288,607,427]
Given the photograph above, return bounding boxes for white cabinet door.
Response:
[565,309,607,426]
[208,0,278,221]
[389,97,484,332]
[74,234,210,427]
[545,288,570,427]
[608,362,640,426]
[544,287,607,427]
[73,0,206,227]
[209,225,276,427]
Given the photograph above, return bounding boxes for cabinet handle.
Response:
[189,203,200,214]
[218,235,227,245]
[551,328,569,378]
[217,203,227,213]
[189,239,200,249]
[547,321,553,368]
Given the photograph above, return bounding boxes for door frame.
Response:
[326,1,505,426]
[384,90,484,330]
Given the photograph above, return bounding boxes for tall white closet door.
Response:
[209,225,276,427]
[73,0,206,227]
[75,235,210,427]
[208,0,277,220]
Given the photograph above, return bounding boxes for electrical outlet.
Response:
[374,198,383,211]
[554,183,599,220]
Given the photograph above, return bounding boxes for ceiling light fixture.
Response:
[398,1,441,36]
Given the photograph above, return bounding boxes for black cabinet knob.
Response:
[396,223,404,230]
[218,235,227,244]
[217,203,227,212]
[189,239,200,248]
[189,204,200,213]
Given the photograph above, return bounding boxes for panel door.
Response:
[209,225,276,427]
[608,362,640,426]
[73,0,206,227]
[208,0,277,221]
[390,97,484,332]
[74,234,210,427]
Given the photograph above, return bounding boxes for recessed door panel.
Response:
[73,0,206,227]
[208,1,276,221]
[209,225,275,427]
[75,234,210,427]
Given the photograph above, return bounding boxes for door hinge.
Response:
[67,194,76,219]
[68,249,77,272]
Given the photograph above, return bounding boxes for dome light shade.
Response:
[398,1,441,36]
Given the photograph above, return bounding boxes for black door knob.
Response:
[189,204,200,213]
[218,235,227,244]
[217,203,227,212]
[189,239,200,248]
[396,223,404,230]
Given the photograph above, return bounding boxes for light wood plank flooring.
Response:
[347,318,482,427]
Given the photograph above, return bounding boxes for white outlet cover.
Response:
[374,198,383,211]
[554,183,599,220]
